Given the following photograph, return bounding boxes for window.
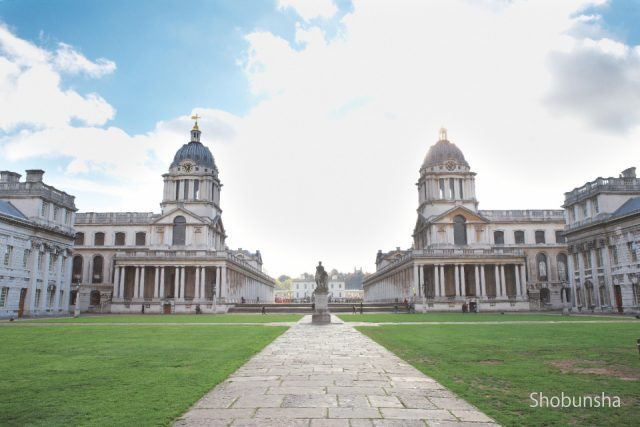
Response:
[41,201,49,217]
[35,289,41,306]
[582,202,588,218]
[135,232,146,246]
[38,251,43,269]
[439,179,445,199]
[115,232,125,246]
[628,242,638,262]
[449,179,455,199]
[573,206,578,222]
[583,251,592,270]
[4,245,12,266]
[610,246,619,265]
[535,230,546,244]
[90,290,101,306]
[596,248,603,268]
[0,287,8,307]
[453,215,467,245]
[592,197,599,214]
[23,249,30,268]
[92,255,103,283]
[172,216,186,245]
[49,253,56,272]
[458,179,464,199]
[557,254,568,282]
[493,231,504,245]
[175,181,180,200]
[94,232,105,246]
[53,206,59,221]
[74,232,84,245]
[194,180,200,200]
[555,230,565,244]
[183,180,189,199]
[536,253,548,281]
[64,210,69,224]
[72,255,83,282]
[514,230,525,244]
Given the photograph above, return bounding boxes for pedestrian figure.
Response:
[352,305,356,314]
[261,305,266,315]
[141,304,145,314]
[359,301,363,314]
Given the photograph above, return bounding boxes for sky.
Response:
[1,0,639,278]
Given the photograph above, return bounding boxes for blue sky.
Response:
[1,0,639,276]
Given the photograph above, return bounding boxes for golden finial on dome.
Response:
[439,127,448,141]
[191,114,200,131]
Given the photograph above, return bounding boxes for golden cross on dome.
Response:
[439,127,448,141]
[191,114,200,131]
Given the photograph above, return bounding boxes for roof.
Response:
[170,141,217,170]
[0,200,27,220]
[611,196,640,219]
[422,139,469,169]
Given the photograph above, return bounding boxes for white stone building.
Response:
[72,120,275,314]
[0,170,76,318]
[364,130,569,311]
[563,167,640,313]
[292,275,346,301]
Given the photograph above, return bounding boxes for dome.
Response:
[421,130,469,170]
[170,141,216,170]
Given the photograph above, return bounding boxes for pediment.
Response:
[152,207,208,225]
[431,206,489,224]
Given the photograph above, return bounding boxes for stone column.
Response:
[460,265,466,296]
[454,265,459,297]
[590,250,601,306]
[118,266,125,299]
[53,252,63,311]
[179,267,186,301]
[154,267,160,298]
[434,265,440,297]
[494,265,500,298]
[515,264,521,298]
[413,264,419,297]
[63,254,73,311]
[201,267,206,300]
[480,265,486,298]
[113,264,121,298]
[134,266,140,300]
[474,265,480,297]
[159,267,165,299]
[195,267,200,299]
[40,250,51,310]
[439,265,445,297]
[216,267,221,298]
[139,267,145,298]
[520,263,527,298]
[174,267,180,299]
[500,265,506,298]
[220,266,227,299]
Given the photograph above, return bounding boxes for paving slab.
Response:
[174,315,498,426]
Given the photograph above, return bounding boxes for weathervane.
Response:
[191,114,200,130]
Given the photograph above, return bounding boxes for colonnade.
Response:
[365,262,527,303]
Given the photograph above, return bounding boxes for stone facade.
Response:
[0,170,76,318]
[563,167,640,313]
[364,130,569,311]
[292,276,346,301]
[72,121,275,314]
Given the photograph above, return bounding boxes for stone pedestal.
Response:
[312,291,331,324]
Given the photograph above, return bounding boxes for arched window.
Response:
[173,216,186,245]
[135,232,146,246]
[92,255,103,283]
[74,232,84,245]
[453,215,467,245]
[536,253,548,282]
[72,255,83,282]
[115,232,125,246]
[494,231,504,245]
[557,253,568,282]
[94,232,105,246]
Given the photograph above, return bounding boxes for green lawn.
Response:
[338,312,631,323]
[0,325,287,426]
[358,322,640,426]
[21,313,303,323]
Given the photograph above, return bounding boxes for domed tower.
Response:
[417,129,478,220]
[161,116,222,221]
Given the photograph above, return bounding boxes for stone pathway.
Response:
[174,315,497,426]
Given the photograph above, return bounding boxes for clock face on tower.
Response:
[445,160,456,171]
[182,163,193,173]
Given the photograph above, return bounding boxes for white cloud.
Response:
[278,0,337,21]
[0,24,115,131]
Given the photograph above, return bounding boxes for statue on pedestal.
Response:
[315,261,329,294]
[312,261,331,324]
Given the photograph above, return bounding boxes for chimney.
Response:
[0,171,21,183]
[25,169,45,183]
[620,167,636,179]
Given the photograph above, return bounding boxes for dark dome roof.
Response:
[422,139,469,169]
[170,141,216,170]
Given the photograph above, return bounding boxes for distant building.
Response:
[563,167,640,313]
[364,130,568,311]
[292,275,346,301]
[72,120,274,314]
[0,170,76,318]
